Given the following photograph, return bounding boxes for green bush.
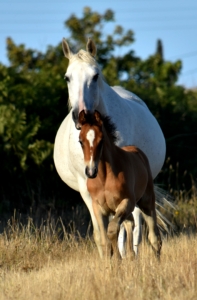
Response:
[0,7,197,216]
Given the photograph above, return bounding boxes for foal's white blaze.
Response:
[86,129,95,168]
[86,129,95,147]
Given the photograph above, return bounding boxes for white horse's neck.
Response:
[97,78,147,116]
[96,80,122,116]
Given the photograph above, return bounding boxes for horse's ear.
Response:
[78,110,87,128]
[94,110,103,127]
[62,38,73,59]
[86,38,97,57]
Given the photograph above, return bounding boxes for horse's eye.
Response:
[93,73,99,82]
[64,75,70,82]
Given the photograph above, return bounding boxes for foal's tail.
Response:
[154,185,177,236]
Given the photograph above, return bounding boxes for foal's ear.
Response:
[78,110,87,129]
[86,38,97,57]
[94,110,103,127]
[62,38,73,59]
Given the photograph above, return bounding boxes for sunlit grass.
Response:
[0,176,196,300]
[0,210,197,300]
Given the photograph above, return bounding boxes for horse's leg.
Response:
[123,213,135,259]
[107,198,134,259]
[137,192,162,258]
[132,206,142,255]
[78,178,104,257]
[117,225,126,258]
[118,206,142,257]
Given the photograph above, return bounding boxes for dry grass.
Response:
[172,187,197,232]
[0,217,197,300]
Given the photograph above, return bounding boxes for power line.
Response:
[1,26,197,33]
[1,15,197,22]
[182,68,197,76]
[170,51,197,59]
[1,8,197,14]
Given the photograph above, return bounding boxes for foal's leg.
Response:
[141,210,162,258]
[107,198,134,259]
[138,193,162,258]
[92,202,111,259]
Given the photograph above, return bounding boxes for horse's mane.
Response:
[69,49,98,67]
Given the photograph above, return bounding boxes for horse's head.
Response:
[77,110,103,179]
[62,38,102,129]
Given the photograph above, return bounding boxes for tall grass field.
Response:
[0,187,197,300]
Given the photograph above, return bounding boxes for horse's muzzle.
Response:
[73,109,92,130]
[72,110,81,129]
[85,166,98,179]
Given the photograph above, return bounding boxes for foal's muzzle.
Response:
[85,166,98,179]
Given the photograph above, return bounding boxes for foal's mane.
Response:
[84,113,118,144]
[102,115,118,144]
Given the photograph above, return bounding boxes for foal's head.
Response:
[78,110,104,178]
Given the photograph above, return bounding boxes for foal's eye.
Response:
[99,139,103,147]
[64,75,70,82]
[79,140,83,146]
[93,73,99,82]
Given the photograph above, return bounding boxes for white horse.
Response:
[54,38,166,257]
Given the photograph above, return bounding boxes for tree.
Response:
[0,7,197,215]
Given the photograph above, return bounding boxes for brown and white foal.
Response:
[78,110,162,259]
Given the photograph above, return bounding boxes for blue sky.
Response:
[0,0,197,88]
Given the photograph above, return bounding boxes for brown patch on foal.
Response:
[78,110,162,260]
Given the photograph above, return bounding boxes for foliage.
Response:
[0,38,74,212]
[0,7,197,214]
